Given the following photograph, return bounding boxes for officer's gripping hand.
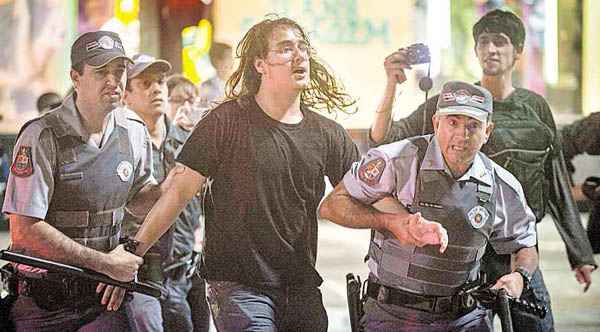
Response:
[96,283,127,311]
[387,212,448,253]
[104,244,144,282]
[492,272,523,298]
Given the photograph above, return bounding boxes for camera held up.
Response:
[403,43,431,65]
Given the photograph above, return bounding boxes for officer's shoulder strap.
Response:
[16,118,41,141]
[16,110,69,141]
[406,135,430,171]
[117,108,146,128]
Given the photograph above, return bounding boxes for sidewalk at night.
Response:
[316,215,600,332]
[1,215,599,331]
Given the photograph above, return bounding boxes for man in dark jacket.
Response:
[562,111,600,254]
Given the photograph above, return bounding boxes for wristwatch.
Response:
[514,267,532,291]
[120,236,140,254]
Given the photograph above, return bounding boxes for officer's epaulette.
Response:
[119,108,146,127]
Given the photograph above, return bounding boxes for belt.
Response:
[366,282,455,314]
[17,276,100,311]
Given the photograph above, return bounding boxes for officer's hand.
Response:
[574,264,594,292]
[388,212,448,252]
[492,272,523,298]
[97,283,127,311]
[104,244,143,282]
[384,50,411,86]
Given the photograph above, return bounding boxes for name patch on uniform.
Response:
[358,158,386,186]
[468,206,489,229]
[419,201,444,209]
[117,161,133,182]
[11,146,33,177]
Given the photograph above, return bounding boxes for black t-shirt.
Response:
[177,96,359,289]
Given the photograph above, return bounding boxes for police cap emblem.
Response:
[98,35,115,50]
[454,89,471,104]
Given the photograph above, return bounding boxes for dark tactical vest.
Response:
[41,110,135,252]
[481,98,554,221]
[369,137,496,296]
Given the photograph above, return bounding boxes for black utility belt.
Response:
[17,275,103,311]
[366,282,461,315]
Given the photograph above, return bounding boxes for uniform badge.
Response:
[116,161,133,182]
[358,157,386,186]
[468,206,489,229]
[11,146,33,177]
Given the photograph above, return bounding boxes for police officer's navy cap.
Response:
[436,81,493,123]
[127,54,172,79]
[71,31,132,68]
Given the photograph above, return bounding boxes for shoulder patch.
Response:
[11,146,34,177]
[358,157,386,186]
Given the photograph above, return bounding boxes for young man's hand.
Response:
[386,212,448,253]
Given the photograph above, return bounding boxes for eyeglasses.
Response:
[169,96,197,106]
[268,42,313,59]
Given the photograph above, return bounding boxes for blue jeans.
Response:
[10,295,129,332]
[207,280,328,331]
[360,297,492,332]
[482,247,554,332]
[510,268,554,332]
[161,273,194,332]
[125,293,163,332]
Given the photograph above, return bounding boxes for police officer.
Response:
[320,81,539,331]
[2,31,153,331]
[120,53,174,331]
[370,9,595,331]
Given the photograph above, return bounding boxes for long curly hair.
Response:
[225,16,356,115]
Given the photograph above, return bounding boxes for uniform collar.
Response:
[58,92,88,138]
[421,135,493,186]
[57,92,116,141]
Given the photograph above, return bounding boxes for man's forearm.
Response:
[125,183,162,219]
[370,81,398,144]
[548,152,597,268]
[319,184,399,232]
[512,246,539,274]
[9,216,109,273]
[134,164,204,255]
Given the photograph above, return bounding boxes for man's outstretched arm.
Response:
[319,182,448,252]
[134,163,205,255]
